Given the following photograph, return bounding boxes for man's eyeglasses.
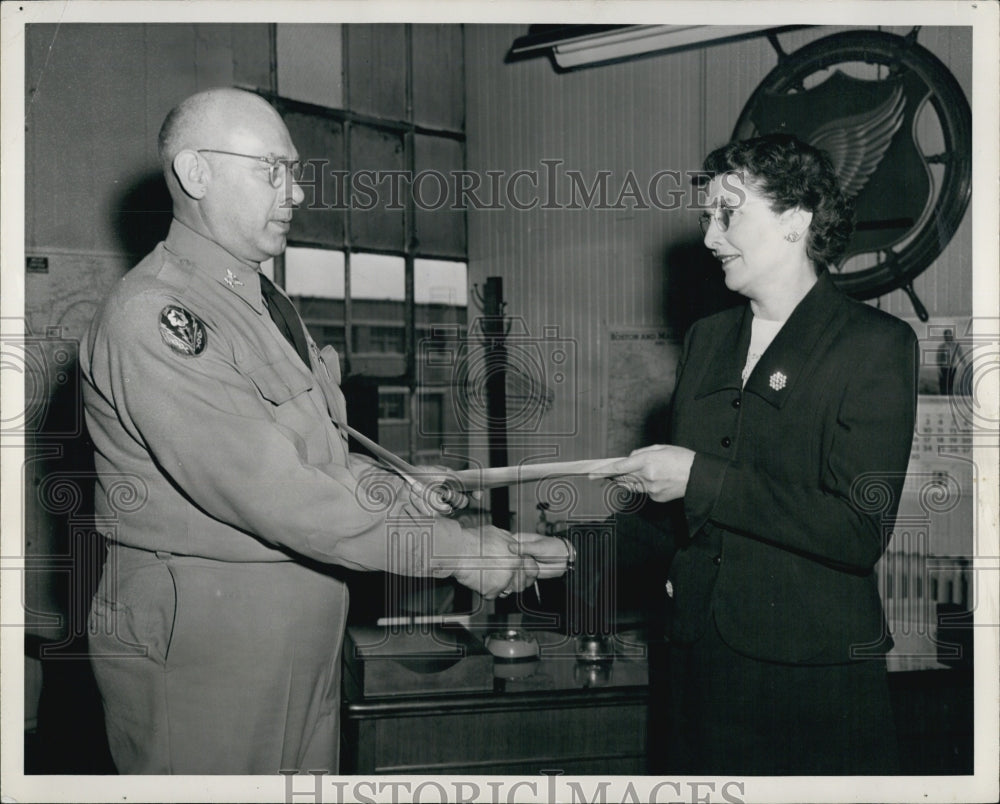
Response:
[197,149,302,188]
[698,203,737,235]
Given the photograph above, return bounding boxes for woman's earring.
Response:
[785,232,801,243]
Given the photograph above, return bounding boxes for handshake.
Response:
[451,526,575,600]
[367,463,575,599]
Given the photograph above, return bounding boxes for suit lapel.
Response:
[694,307,752,399]
[744,273,847,408]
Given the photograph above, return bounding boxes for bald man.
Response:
[81,88,569,775]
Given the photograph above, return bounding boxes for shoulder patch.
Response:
[159,305,207,356]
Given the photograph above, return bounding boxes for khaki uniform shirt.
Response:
[81,219,467,572]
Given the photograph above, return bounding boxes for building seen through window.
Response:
[284,246,468,466]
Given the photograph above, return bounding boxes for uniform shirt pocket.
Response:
[244,358,331,465]
[246,359,314,405]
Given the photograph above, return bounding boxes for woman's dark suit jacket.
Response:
[667,271,917,665]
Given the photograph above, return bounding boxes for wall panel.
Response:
[26,23,272,257]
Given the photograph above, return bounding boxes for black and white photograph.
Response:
[1,2,997,802]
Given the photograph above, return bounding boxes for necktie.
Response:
[259,273,311,367]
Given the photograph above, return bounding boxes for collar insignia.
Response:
[769,371,788,391]
[224,269,244,289]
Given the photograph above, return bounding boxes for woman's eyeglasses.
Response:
[698,203,736,235]
[197,149,302,188]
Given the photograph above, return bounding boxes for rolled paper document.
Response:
[342,422,624,493]
[443,459,626,491]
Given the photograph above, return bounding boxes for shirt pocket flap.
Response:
[319,344,343,384]
[247,359,314,405]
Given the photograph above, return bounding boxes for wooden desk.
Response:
[341,624,649,775]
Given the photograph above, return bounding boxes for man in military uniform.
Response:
[81,87,569,775]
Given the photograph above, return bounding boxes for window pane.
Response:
[304,324,345,355]
[378,390,408,421]
[416,260,465,394]
[285,247,345,298]
[344,24,406,119]
[276,24,344,109]
[415,259,467,340]
[414,258,467,462]
[285,248,345,362]
[350,253,406,376]
[349,125,405,250]
[415,259,467,306]
[378,386,411,460]
[416,392,443,450]
[352,325,405,354]
[350,252,404,300]
[283,110,345,247]
[412,25,464,131]
[414,134,466,257]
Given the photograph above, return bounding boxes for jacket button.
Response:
[712,554,722,566]
[720,436,732,448]
[731,398,741,409]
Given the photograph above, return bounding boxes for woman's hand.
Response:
[600,445,696,502]
[507,533,574,579]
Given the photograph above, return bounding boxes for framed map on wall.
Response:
[604,327,681,458]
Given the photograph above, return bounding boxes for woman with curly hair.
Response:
[604,134,917,774]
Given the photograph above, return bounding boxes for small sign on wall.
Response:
[26,256,49,273]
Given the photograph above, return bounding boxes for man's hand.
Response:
[411,465,482,515]
[450,526,539,599]
[352,458,480,517]
[507,533,573,579]
[597,444,696,503]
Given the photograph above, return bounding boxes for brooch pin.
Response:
[224,269,244,288]
[769,371,787,391]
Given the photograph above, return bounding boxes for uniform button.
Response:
[712,554,722,566]
[720,436,732,448]
[732,398,741,409]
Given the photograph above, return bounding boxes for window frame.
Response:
[267,24,469,464]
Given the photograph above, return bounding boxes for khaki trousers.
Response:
[89,544,348,774]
